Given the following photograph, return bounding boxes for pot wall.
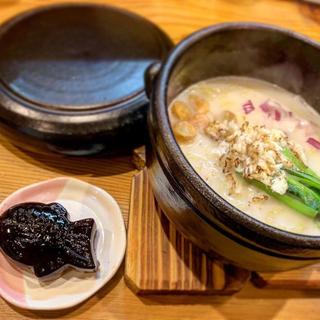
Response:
[147,23,320,271]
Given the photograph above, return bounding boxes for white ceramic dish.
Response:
[0,177,126,310]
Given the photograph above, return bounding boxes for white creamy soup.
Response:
[169,76,320,236]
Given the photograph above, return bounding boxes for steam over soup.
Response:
[169,76,320,236]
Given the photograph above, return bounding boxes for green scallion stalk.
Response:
[248,179,319,219]
[287,174,320,211]
[282,147,319,178]
[286,169,320,191]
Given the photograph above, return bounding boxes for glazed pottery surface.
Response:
[147,23,320,272]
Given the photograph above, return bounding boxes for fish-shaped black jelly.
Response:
[0,202,98,278]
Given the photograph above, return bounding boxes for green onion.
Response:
[287,174,320,211]
[282,147,319,178]
[240,147,320,221]
[286,169,320,191]
[248,179,319,219]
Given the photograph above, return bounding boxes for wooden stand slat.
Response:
[124,169,250,294]
[252,265,320,289]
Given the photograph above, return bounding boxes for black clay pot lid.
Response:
[0,3,172,151]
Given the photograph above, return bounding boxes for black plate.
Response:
[0,4,172,154]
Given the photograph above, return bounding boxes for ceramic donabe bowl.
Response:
[0,4,172,155]
[147,23,320,272]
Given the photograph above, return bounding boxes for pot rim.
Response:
[155,21,320,247]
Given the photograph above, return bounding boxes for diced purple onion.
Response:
[260,101,270,113]
[307,137,320,150]
[274,110,281,121]
[242,100,255,114]
[259,99,285,121]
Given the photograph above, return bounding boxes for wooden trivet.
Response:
[129,149,320,292]
[124,169,250,294]
[132,146,146,170]
[252,265,320,289]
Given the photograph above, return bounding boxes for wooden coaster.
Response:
[128,150,320,292]
[132,146,146,170]
[252,265,320,289]
[124,169,250,295]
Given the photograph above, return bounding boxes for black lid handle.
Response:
[144,62,162,99]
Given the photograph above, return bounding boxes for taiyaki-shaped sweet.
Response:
[0,202,98,279]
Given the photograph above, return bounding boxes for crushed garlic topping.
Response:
[205,112,307,195]
[251,194,269,204]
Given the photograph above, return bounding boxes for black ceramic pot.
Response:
[0,4,172,155]
[147,22,320,272]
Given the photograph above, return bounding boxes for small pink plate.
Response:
[0,177,126,310]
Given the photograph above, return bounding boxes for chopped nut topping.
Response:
[205,115,239,141]
[173,121,197,142]
[205,114,306,195]
[172,101,193,120]
[251,194,269,203]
